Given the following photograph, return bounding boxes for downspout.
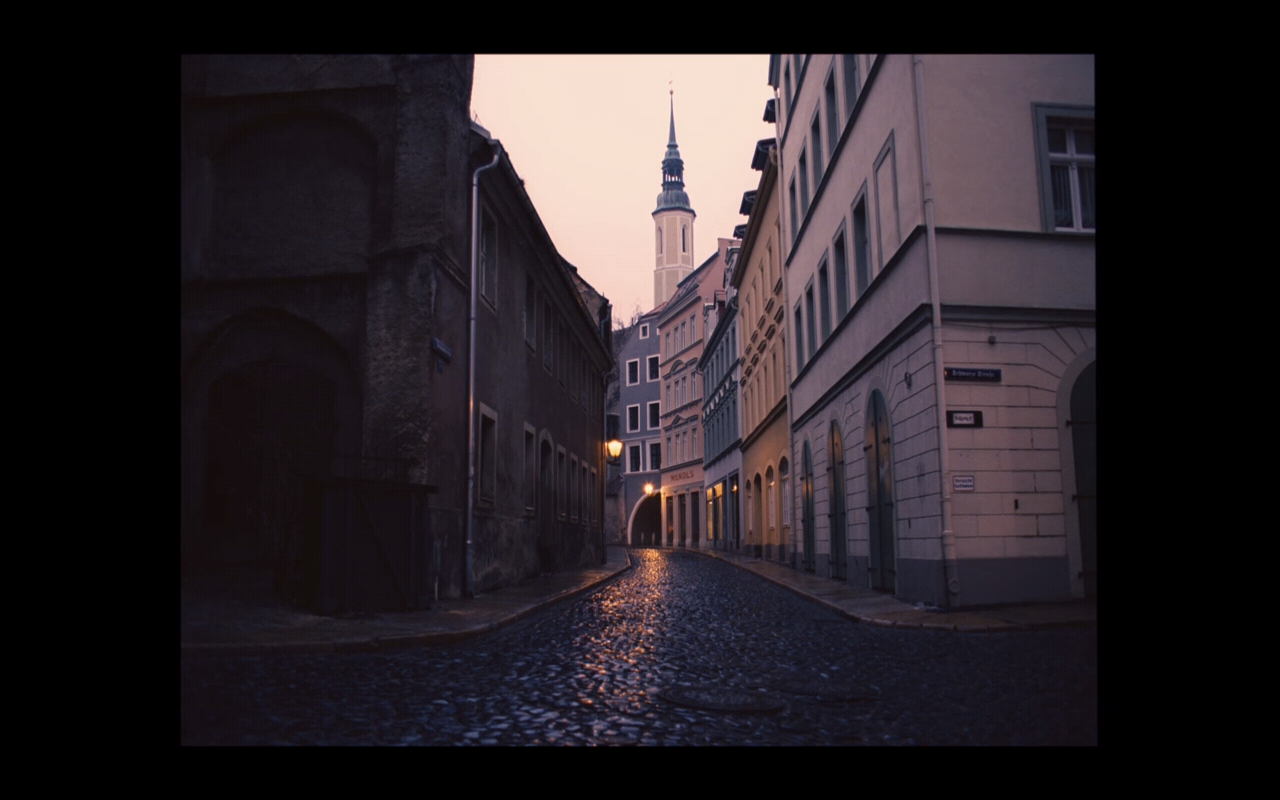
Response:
[467,138,501,598]
[912,54,960,605]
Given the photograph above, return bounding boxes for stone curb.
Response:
[684,547,1090,633]
[181,554,634,658]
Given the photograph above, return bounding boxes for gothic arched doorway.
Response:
[202,358,335,598]
[802,441,816,572]
[829,421,848,581]
[865,390,896,592]
[1071,361,1096,598]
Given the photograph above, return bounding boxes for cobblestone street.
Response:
[180,550,1097,745]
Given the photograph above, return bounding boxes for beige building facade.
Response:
[732,140,792,563]
[773,54,1095,606]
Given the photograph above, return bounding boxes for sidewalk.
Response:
[180,545,1095,656]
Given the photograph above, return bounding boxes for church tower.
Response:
[653,90,696,308]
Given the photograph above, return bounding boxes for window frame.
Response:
[647,355,660,382]
[1033,104,1095,233]
[832,225,850,319]
[627,403,641,433]
[648,401,661,430]
[626,358,640,386]
[477,404,498,507]
[523,423,537,515]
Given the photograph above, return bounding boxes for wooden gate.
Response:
[318,475,436,613]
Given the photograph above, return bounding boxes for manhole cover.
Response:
[657,685,786,714]
[774,680,881,701]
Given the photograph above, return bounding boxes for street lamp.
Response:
[643,482,655,496]
[606,438,623,464]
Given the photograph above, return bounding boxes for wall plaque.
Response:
[946,410,984,427]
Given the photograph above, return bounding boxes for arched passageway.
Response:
[629,492,662,546]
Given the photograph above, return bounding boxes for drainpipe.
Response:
[467,138,501,598]
[913,54,960,605]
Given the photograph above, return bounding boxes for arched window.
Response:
[682,225,687,253]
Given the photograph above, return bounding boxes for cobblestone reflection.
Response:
[181,549,1096,745]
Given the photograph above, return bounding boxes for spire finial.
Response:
[667,83,677,147]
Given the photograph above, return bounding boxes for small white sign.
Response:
[953,475,975,492]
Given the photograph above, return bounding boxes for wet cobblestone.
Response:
[181,550,1097,745]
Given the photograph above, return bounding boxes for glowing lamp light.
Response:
[606,439,623,461]
[643,483,655,496]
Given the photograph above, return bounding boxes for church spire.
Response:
[655,88,694,214]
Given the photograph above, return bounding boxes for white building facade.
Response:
[773,54,1095,606]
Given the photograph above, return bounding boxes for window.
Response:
[648,401,660,429]
[640,323,650,339]
[627,404,641,433]
[853,191,871,299]
[557,448,567,519]
[478,405,497,506]
[650,442,662,471]
[794,304,805,367]
[874,132,900,268]
[798,148,810,217]
[665,331,670,356]
[1035,105,1095,232]
[682,224,687,253]
[818,258,831,341]
[558,323,567,386]
[524,425,537,514]
[783,62,793,115]
[825,70,840,163]
[524,277,536,347]
[543,300,553,370]
[842,54,860,123]
[629,444,642,473]
[789,177,799,242]
[805,282,817,362]
[570,455,579,521]
[657,227,663,254]
[480,209,496,305]
[648,355,659,381]
[833,228,849,318]
[626,358,640,386]
[810,113,823,186]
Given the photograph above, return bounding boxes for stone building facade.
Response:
[180,55,610,605]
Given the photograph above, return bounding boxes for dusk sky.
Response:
[470,54,777,324]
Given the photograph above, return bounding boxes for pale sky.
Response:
[470,55,777,324]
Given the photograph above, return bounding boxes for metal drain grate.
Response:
[657,685,787,714]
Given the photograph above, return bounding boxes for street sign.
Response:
[944,367,1001,382]
[947,410,984,427]
[953,475,975,492]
